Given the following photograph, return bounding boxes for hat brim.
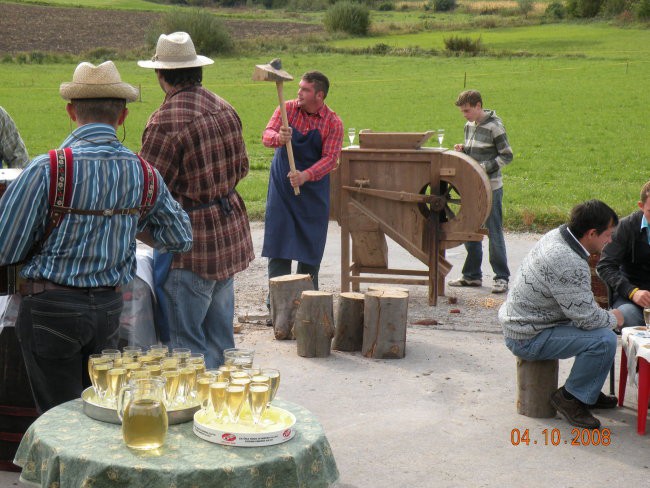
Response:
[137,55,214,70]
[60,82,139,103]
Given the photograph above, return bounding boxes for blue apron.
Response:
[262,127,329,266]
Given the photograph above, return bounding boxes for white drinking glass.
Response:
[437,129,445,148]
[348,128,356,147]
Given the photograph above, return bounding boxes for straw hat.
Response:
[138,32,214,70]
[59,61,139,102]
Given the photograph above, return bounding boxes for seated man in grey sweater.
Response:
[499,200,623,430]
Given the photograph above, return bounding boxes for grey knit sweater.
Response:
[499,225,617,340]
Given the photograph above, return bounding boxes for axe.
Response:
[252,58,299,196]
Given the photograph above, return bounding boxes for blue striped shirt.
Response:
[0,123,192,287]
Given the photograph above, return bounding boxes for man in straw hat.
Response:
[0,60,193,412]
[139,32,254,368]
[261,70,343,302]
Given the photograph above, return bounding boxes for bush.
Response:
[601,0,625,14]
[378,1,394,10]
[323,1,371,36]
[545,1,567,18]
[567,0,603,17]
[635,0,650,18]
[147,8,234,56]
[443,35,483,54]
[434,0,456,11]
[517,0,534,16]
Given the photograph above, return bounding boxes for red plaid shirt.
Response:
[140,85,254,281]
[262,100,343,181]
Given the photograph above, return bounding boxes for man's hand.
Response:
[632,289,650,308]
[288,170,308,188]
[278,126,292,145]
[612,309,624,328]
[454,143,464,152]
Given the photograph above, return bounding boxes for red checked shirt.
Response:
[140,84,254,281]
[262,100,343,181]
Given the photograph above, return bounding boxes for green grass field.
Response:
[1,3,649,227]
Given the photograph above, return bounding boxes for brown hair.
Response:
[302,71,330,98]
[640,181,650,203]
[455,90,482,107]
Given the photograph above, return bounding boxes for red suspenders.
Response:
[42,148,158,242]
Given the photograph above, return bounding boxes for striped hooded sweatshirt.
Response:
[462,109,513,191]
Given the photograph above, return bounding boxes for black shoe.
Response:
[550,388,601,429]
[265,318,273,327]
[586,392,618,409]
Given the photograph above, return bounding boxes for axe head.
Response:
[252,58,293,82]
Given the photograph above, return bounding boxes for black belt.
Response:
[19,280,120,296]
[185,190,234,215]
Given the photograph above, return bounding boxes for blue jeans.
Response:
[15,289,122,413]
[161,269,234,369]
[462,187,510,282]
[613,295,644,328]
[505,325,617,404]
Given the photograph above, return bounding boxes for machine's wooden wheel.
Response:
[417,152,492,250]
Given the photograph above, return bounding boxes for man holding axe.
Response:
[254,61,343,296]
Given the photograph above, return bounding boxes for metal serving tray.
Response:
[81,387,199,425]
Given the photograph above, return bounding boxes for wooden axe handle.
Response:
[276,81,300,196]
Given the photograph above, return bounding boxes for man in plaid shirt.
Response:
[0,106,28,168]
[261,70,343,299]
[139,32,254,368]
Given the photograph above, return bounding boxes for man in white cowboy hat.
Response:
[0,60,193,412]
[139,32,254,368]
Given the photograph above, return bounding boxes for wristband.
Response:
[629,287,640,300]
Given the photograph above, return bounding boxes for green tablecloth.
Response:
[14,398,339,488]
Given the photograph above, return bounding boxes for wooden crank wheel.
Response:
[417,152,492,250]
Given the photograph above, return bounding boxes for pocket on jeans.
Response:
[105,307,122,345]
[31,310,83,360]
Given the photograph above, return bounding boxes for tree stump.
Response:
[362,290,408,359]
[332,292,365,352]
[516,358,558,418]
[367,285,410,296]
[294,291,335,358]
[269,274,313,340]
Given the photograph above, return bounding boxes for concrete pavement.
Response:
[3,224,648,487]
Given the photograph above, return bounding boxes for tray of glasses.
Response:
[81,387,200,425]
[193,405,296,447]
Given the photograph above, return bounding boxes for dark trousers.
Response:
[268,258,320,290]
[15,289,122,413]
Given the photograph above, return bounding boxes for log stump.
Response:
[269,274,314,340]
[294,291,335,358]
[332,292,365,352]
[516,358,558,418]
[362,290,408,359]
[367,285,410,296]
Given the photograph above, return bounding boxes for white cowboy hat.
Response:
[138,32,214,70]
[59,61,139,102]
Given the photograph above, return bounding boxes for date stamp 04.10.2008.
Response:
[510,428,611,447]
